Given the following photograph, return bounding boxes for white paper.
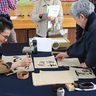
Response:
[2,55,34,72]
[48,21,53,29]
[10,16,17,20]
[47,5,60,29]
[47,5,60,17]
[37,38,52,52]
[60,29,68,36]
[34,56,58,68]
[39,71,74,83]
[29,37,52,52]
[32,71,74,86]
[57,58,80,66]
[70,67,96,79]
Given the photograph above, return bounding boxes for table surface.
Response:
[0,43,96,96]
[9,5,76,29]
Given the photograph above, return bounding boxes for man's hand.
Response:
[55,52,69,60]
[19,58,32,67]
[10,58,32,70]
[78,62,88,68]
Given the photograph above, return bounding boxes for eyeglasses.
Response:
[0,33,9,40]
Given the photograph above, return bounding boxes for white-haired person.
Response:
[76,0,96,41]
[0,17,31,74]
[56,0,96,68]
[31,0,64,37]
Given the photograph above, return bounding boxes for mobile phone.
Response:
[42,13,48,18]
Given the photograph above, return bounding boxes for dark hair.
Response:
[0,16,13,33]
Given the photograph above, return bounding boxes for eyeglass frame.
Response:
[0,33,9,40]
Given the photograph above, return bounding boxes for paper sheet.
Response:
[29,37,52,52]
[57,58,80,66]
[40,70,78,81]
[47,5,60,29]
[60,29,68,36]
[32,71,74,86]
[48,5,60,17]
[34,56,58,68]
[70,67,96,79]
[2,55,34,72]
[10,16,17,20]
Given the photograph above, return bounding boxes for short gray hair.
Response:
[69,0,95,18]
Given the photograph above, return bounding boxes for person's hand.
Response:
[39,12,44,18]
[45,16,55,21]
[78,62,88,68]
[10,58,32,70]
[19,58,32,67]
[55,52,69,60]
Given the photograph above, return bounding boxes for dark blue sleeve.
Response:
[6,62,12,68]
[85,38,96,67]
[67,22,96,67]
[67,36,87,58]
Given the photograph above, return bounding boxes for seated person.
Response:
[55,0,96,68]
[0,17,31,74]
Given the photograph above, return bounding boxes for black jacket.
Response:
[67,17,96,67]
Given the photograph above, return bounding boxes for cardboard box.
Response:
[52,37,70,48]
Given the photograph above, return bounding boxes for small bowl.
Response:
[78,82,94,89]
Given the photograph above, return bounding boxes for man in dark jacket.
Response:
[56,0,96,68]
